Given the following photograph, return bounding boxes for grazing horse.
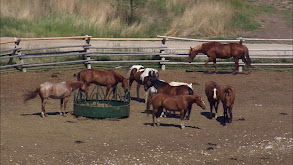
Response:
[220,85,235,124]
[128,65,159,100]
[77,69,129,99]
[144,76,195,120]
[205,81,221,119]
[152,93,206,129]
[188,41,251,74]
[23,81,86,117]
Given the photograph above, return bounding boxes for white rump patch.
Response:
[169,81,192,89]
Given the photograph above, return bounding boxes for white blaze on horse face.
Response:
[213,88,217,99]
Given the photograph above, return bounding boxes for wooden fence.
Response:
[0,35,292,72]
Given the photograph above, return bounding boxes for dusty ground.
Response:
[0,69,292,164]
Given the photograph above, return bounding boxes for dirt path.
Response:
[1,69,292,164]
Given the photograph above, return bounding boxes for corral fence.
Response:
[0,35,292,72]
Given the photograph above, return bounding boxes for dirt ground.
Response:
[0,68,292,165]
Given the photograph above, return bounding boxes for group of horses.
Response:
[23,41,245,128]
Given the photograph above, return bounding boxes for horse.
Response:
[205,81,221,119]
[144,76,195,120]
[128,65,159,100]
[145,81,193,117]
[188,41,251,74]
[23,81,86,118]
[220,85,235,124]
[77,69,129,99]
[151,93,206,129]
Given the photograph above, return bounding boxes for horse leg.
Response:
[215,101,219,119]
[223,105,227,124]
[209,102,214,119]
[63,97,69,117]
[213,59,218,73]
[146,89,151,116]
[185,104,192,120]
[41,98,48,118]
[136,84,141,100]
[229,105,233,123]
[60,99,64,116]
[205,57,214,73]
[156,107,163,126]
[105,86,111,99]
[180,110,186,129]
[233,58,239,75]
[85,83,90,100]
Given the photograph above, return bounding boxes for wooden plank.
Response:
[0,40,19,44]
[21,45,90,51]
[91,38,167,41]
[20,36,92,41]
[23,60,91,67]
[21,52,89,59]
[87,60,169,64]
[157,35,240,42]
[89,46,167,50]
[0,63,28,69]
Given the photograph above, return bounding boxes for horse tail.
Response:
[76,71,81,81]
[243,45,251,66]
[23,87,40,103]
[188,87,193,95]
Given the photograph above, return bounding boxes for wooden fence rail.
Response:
[0,35,292,72]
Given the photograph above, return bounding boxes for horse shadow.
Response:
[141,110,181,119]
[20,112,62,117]
[144,123,200,129]
[201,112,228,126]
[131,97,145,103]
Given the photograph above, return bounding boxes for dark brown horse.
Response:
[128,65,159,100]
[220,85,235,124]
[188,41,251,74]
[144,76,195,119]
[23,81,86,117]
[205,81,221,119]
[152,93,206,129]
[77,69,129,99]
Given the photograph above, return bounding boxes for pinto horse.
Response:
[152,93,205,129]
[205,81,221,119]
[77,69,129,99]
[128,65,159,100]
[23,81,86,117]
[188,41,251,74]
[220,85,235,124]
[144,76,195,119]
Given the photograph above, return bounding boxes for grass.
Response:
[1,0,286,38]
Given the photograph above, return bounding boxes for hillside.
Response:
[0,0,292,39]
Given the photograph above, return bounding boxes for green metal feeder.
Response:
[73,85,130,118]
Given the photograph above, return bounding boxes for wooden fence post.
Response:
[84,35,91,69]
[14,38,27,72]
[238,37,243,72]
[160,37,166,70]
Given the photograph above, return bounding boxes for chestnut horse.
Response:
[144,76,195,120]
[77,69,129,99]
[128,65,159,100]
[220,85,235,124]
[152,93,206,129]
[188,41,251,74]
[205,81,221,119]
[23,81,86,117]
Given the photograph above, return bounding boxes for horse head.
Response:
[195,96,206,110]
[188,44,202,63]
[122,78,129,92]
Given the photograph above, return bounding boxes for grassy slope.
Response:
[0,0,291,38]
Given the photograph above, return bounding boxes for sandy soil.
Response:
[1,69,292,164]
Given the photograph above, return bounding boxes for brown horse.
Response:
[128,65,159,100]
[220,85,235,124]
[152,93,206,129]
[77,69,129,99]
[144,76,195,119]
[23,81,86,117]
[188,41,251,74]
[205,81,221,119]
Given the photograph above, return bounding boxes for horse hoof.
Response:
[181,126,185,129]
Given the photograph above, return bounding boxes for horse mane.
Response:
[224,88,231,96]
[150,77,168,87]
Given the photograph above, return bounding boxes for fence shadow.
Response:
[20,112,62,117]
[144,123,200,129]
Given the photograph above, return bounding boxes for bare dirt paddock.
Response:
[1,69,292,164]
